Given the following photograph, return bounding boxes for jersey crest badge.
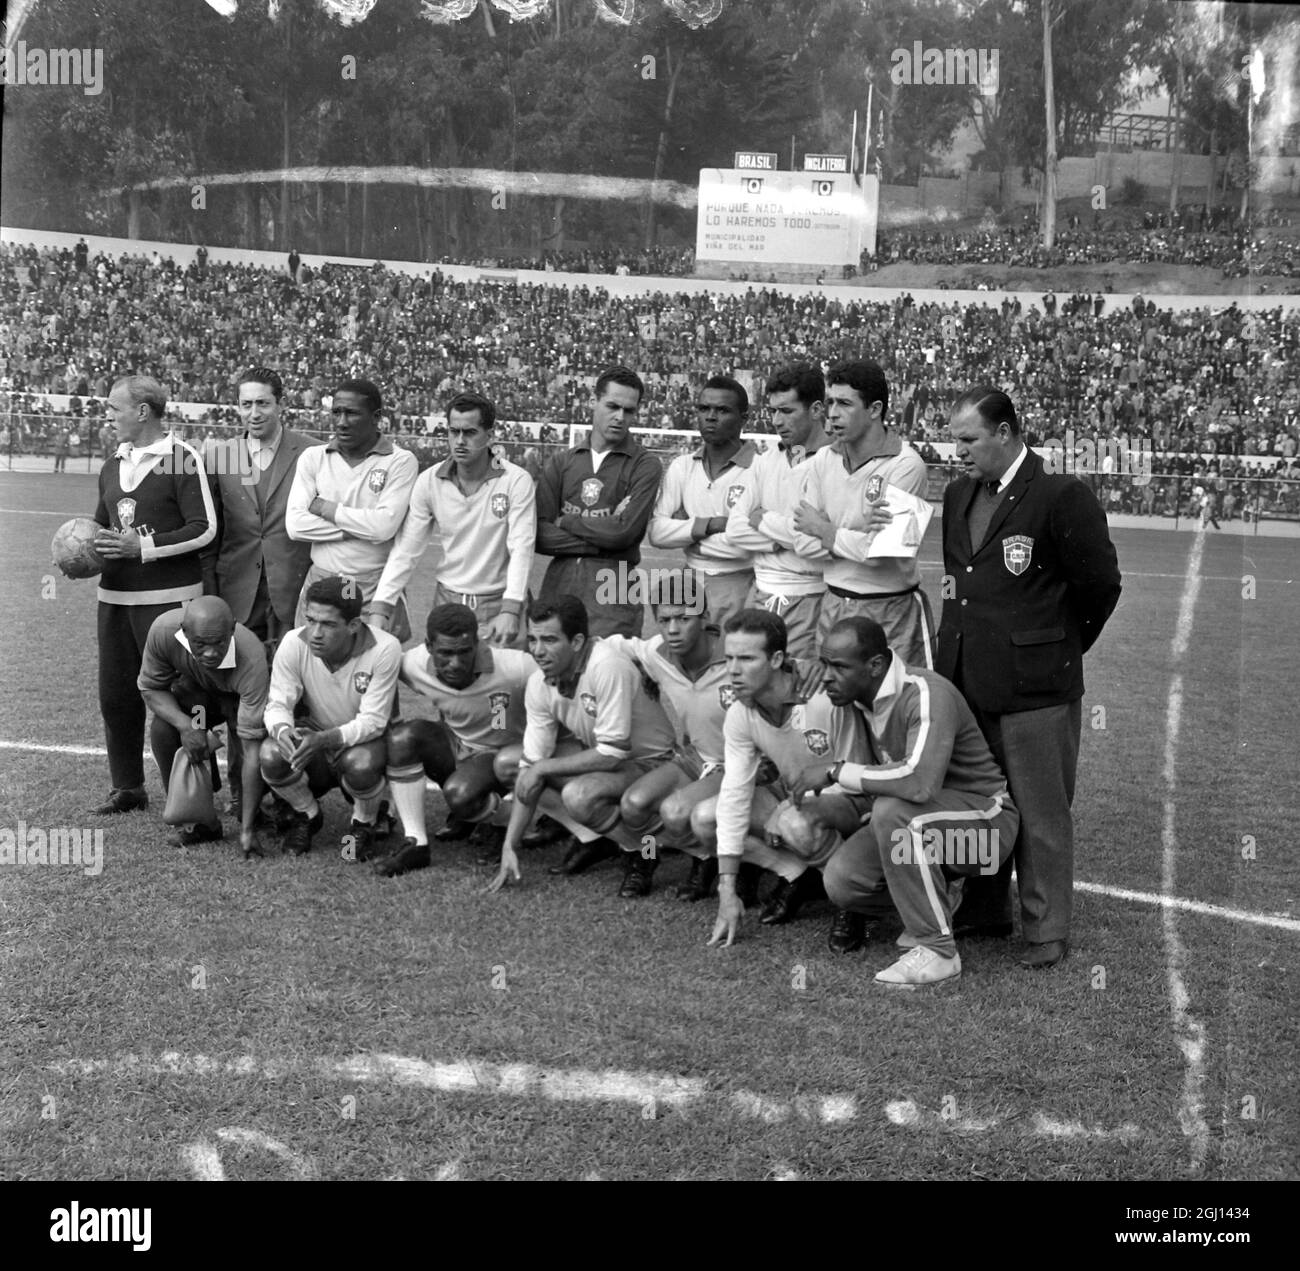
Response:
[488,691,511,714]
[725,484,745,509]
[1003,535,1034,576]
[353,671,373,693]
[115,498,137,528]
[865,475,885,503]
[787,445,806,465]
[803,729,830,756]
[490,492,509,519]
[579,691,598,717]
[367,468,388,494]
[580,477,603,507]
[718,684,738,709]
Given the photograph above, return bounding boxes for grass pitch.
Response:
[0,469,1296,1181]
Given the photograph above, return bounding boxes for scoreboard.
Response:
[695,167,879,268]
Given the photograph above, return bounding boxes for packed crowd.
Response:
[874,208,1299,280]
[3,240,1298,471]
[435,245,696,277]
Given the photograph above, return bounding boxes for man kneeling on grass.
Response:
[487,594,676,894]
[137,595,269,857]
[708,609,879,948]
[378,603,535,877]
[793,618,1020,989]
[260,574,401,857]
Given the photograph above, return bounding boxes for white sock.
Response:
[388,776,428,845]
[273,774,317,817]
[352,792,382,824]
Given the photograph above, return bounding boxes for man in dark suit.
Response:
[204,367,314,821]
[205,368,313,653]
[936,386,1121,969]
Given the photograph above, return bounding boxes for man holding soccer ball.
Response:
[89,376,217,816]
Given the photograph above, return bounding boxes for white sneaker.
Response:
[875,945,961,989]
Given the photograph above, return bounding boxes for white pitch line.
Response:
[47,1050,1142,1141]
[0,739,111,756]
[3,735,1295,936]
[1074,881,1300,934]
[179,1141,226,1181]
[0,506,84,516]
[1162,528,1211,1173]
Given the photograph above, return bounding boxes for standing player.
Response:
[378,604,536,877]
[725,363,831,662]
[534,367,661,639]
[707,610,874,948]
[368,392,535,647]
[487,595,676,895]
[937,387,1121,968]
[792,359,933,667]
[285,379,419,639]
[91,375,217,815]
[648,375,758,632]
[260,575,402,858]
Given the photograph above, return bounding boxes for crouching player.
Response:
[137,596,270,856]
[604,569,731,901]
[487,594,675,894]
[799,618,1020,988]
[260,575,401,857]
[708,609,877,948]
[378,603,535,877]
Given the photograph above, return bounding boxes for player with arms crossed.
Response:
[792,359,933,666]
[378,603,536,878]
[260,575,401,858]
[285,379,419,639]
[648,375,758,632]
[487,595,676,894]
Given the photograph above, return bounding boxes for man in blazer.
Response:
[204,368,314,822]
[936,386,1121,969]
[205,367,314,653]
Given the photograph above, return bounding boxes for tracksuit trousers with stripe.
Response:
[824,789,1020,959]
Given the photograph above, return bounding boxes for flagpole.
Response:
[864,82,873,176]
[849,109,858,180]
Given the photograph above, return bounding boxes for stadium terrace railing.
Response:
[4,415,1297,527]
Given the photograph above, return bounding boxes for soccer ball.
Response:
[51,517,105,579]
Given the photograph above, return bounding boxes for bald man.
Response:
[138,596,271,856]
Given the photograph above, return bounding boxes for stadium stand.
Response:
[2,237,1298,521]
